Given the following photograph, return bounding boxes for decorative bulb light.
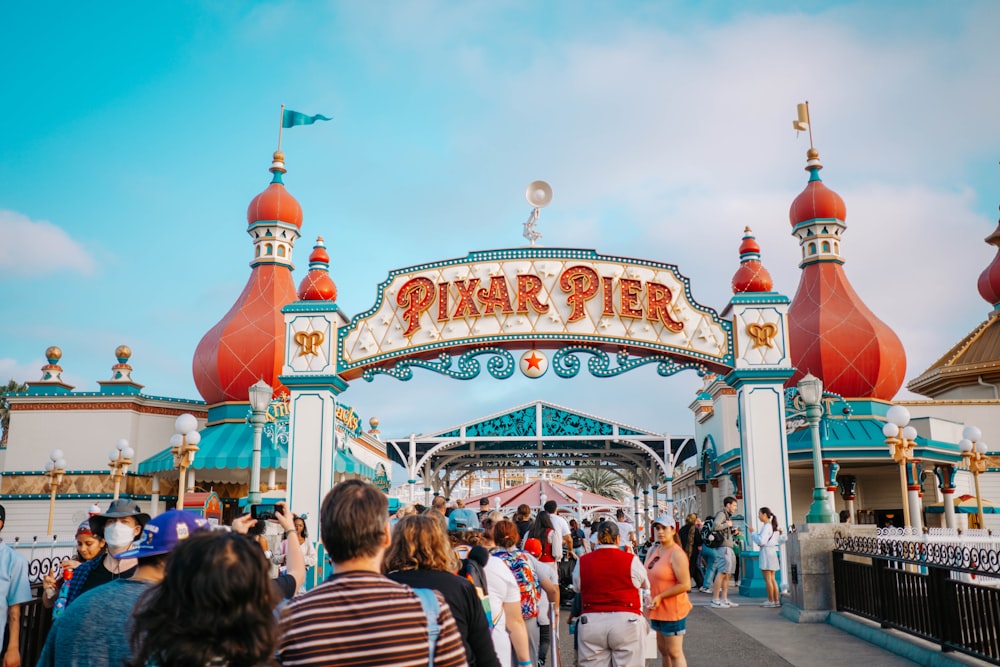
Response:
[175,413,198,435]
[902,426,918,442]
[117,438,129,451]
[976,441,988,455]
[109,449,121,462]
[50,449,65,462]
[44,461,54,472]
[962,425,982,442]
[882,423,900,439]
[886,405,911,428]
[169,434,184,449]
[123,447,135,459]
[55,458,66,470]
[958,438,973,453]
[187,431,201,446]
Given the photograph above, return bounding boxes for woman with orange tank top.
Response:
[644,514,693,667]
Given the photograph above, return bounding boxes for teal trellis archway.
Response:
[382,400,696,510]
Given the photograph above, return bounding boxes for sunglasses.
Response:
[647,555,660,570]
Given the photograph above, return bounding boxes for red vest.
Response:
[579,548,642,615]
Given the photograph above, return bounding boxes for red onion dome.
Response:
[789,149,846,226]
[731,227,773,293]
[787,263,906,400]
[297,237,338,301]
[977,219,1000,307]
[246,151,303,229]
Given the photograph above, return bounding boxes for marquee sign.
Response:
[337,248,733,381]
[337,247,733,380]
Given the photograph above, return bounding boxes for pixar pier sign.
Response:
[336,248,734,381]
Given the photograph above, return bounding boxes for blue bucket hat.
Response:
[114,510,210,559]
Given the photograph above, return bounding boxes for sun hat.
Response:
[89,499,151,536]
[652,513,674,528]
[114,510,210,559]
[523,537,543,557]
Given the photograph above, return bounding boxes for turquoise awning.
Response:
[137,422,287,474]
[335,448,376,478]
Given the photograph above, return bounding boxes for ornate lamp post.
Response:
[958,425,988,529]
[881,405,918,529]
[44,449,66,536]
[247,379,273,505]
[108,438,134,501]
[170,413,201,510]
[798,373,835,523]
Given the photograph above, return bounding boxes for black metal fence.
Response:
[834,533,1000,665]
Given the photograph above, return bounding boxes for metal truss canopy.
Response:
[384,401,695,487]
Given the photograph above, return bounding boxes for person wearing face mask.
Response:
[60,499,149,609]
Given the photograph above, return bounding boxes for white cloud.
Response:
[0,211,97,276]
[0,358,41,386]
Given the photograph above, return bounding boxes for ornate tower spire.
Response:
[731,227,773,293]
[787,148,906,400]
[976,210,1000,310]
[297,237,337,301]
[192,154,303,405]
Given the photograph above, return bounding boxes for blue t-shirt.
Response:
[0,541,32,638]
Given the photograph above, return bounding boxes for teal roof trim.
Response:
[138,422,286,474]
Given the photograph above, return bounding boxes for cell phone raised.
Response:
[250,503,279,521]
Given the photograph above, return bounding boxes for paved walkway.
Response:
[555,586,992,666]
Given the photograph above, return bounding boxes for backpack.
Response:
[495,550,541,619]
[700,517,725,549]
[457,556,495,628]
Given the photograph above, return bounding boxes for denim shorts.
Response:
[650,617,687,636]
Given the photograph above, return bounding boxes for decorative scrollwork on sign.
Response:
[551,347,709,379]
[363,347,517,382]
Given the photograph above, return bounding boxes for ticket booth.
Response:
[182,491,224,526]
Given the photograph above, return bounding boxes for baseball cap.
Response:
[75,520,94,537]
[652,513,674,528]
[115,510,210,559]
[448,508,481,531]
[523,537,543,557]
[479,498,490,507]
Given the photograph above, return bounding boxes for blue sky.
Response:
[2,1,999,441]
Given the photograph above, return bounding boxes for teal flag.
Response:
[282,109,332,129]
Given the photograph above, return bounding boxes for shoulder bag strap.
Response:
[412,588,441,666]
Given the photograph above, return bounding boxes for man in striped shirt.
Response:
[277,480,468,667]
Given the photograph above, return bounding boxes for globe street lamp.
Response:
[958,426,988,529]
[798,373,835,523]
[882,405,918,529]
[171,413,201,510]
[108,438,134,501]
[247,379,273,505]
[44,449,66,536]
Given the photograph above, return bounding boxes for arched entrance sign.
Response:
[334,248,734,381]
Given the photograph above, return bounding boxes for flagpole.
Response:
[804,100,814,150]
[277,104,285,152]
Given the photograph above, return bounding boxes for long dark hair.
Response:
[759,507,779,532]
[527,510,554,544]
[128,532,279,667]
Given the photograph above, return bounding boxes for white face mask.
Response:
[104,522,136,549]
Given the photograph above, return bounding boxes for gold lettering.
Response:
[559,266,599,323]
[397,277,435,337]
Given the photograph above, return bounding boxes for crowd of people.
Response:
[3,490,787,666]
